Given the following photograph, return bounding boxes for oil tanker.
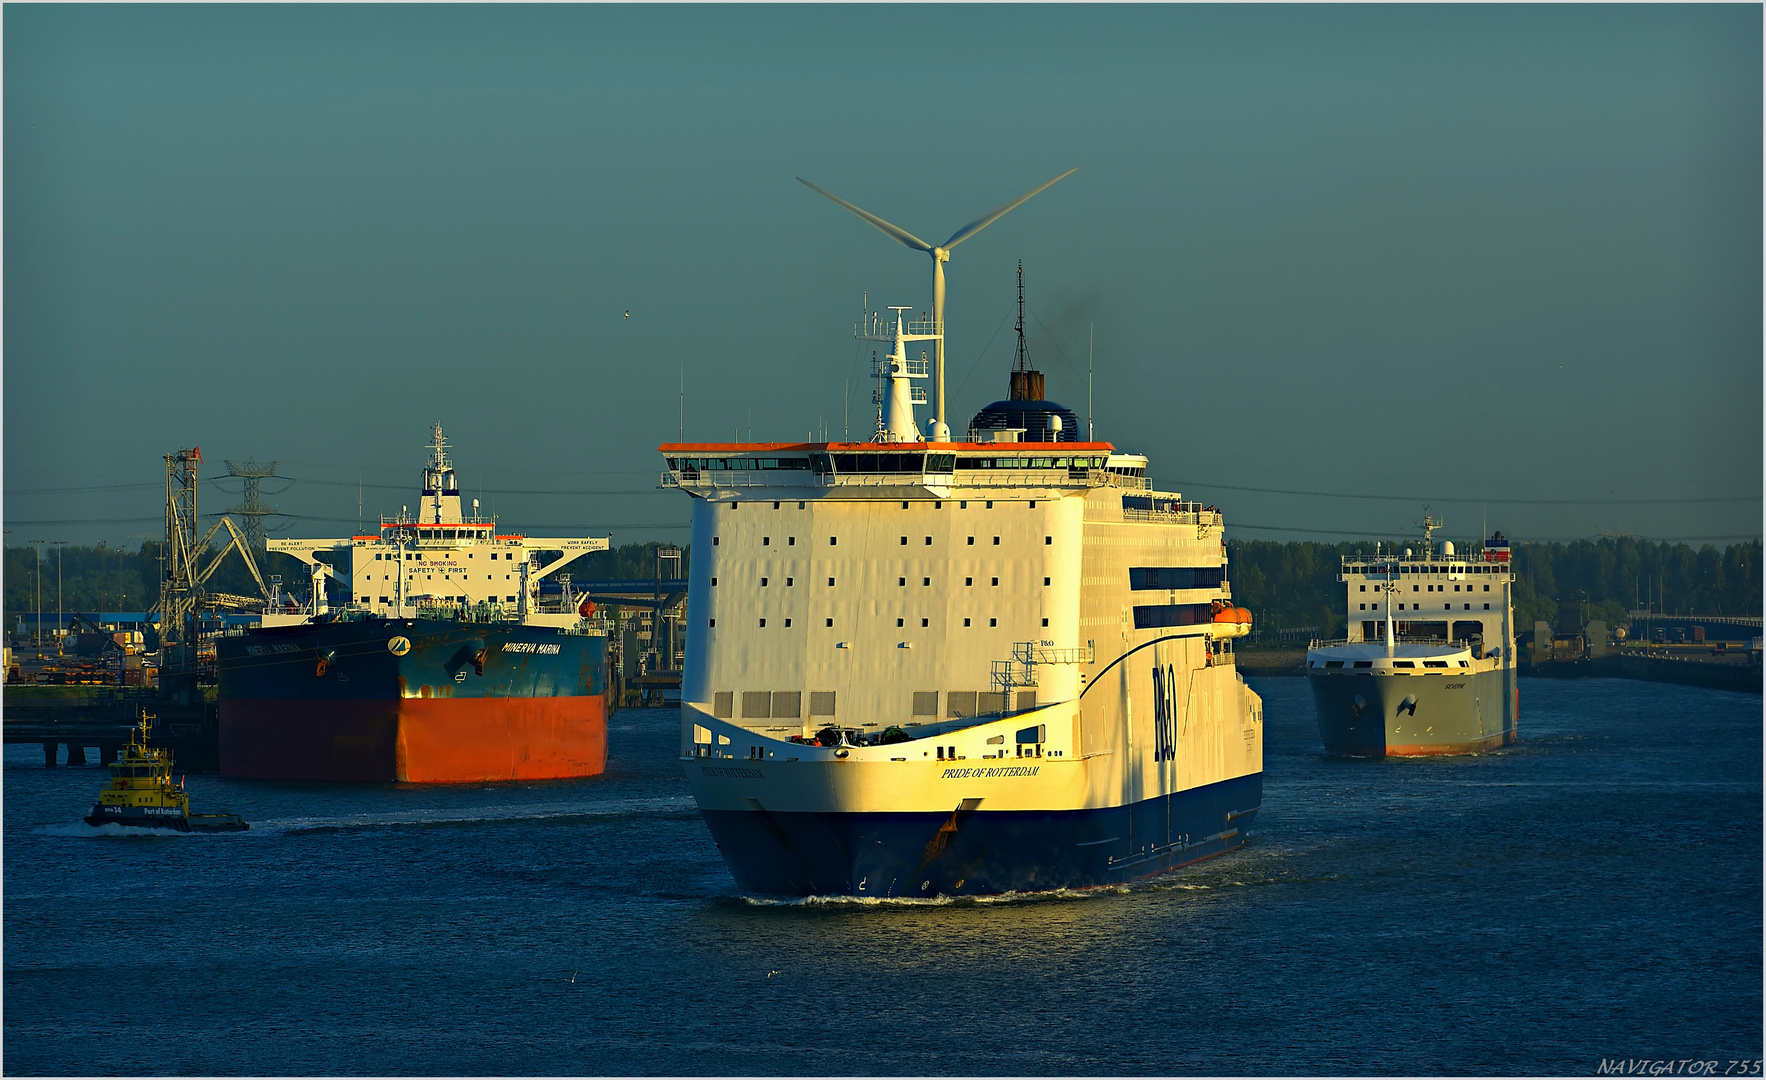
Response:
[216,426,613,783]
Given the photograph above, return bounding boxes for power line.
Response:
[1167,479,1761,507]
[1224,521,1761,543]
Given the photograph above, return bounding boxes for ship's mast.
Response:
[1384,560,1397,658]
[1418,506,1443,559]
[856,306,939,443]
[1013,260,1029,375]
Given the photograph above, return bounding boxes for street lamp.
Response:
[53,541,67,651]
[28,540,45,649]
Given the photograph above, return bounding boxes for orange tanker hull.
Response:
[220,695,608,783]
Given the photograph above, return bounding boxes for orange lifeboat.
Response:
[1210,601,1252,637]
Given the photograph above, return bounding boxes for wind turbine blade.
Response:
[797,177,933,252]
[942,168,1078,250]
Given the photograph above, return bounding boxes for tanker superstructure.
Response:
[1306,519,1518,756]
[662,253,1263,895]
[216,426,613,783]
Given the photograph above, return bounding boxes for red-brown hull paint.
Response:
[220,694,608,783]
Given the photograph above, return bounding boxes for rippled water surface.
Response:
[5,678,1760,1075]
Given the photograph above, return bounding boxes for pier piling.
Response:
[42,740,58,768]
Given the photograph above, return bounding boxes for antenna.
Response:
[1088,322,1094,442]
[1013,261,1030,375]
[1417,506,1444,557]
[679,361,685,440]
[798,168,1077,442]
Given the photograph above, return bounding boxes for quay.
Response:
[3,685,220,769]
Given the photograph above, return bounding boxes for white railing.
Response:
[1122,508,1223,527]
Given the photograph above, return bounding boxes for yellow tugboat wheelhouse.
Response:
[85,715,248,833]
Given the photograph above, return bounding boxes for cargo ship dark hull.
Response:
[1307,667,1515,756]
[216,619,609,783]
[699,773,1261,897]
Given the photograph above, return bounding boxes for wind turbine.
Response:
[797,169,1077,442]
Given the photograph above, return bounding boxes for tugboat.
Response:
[85,716,249,832]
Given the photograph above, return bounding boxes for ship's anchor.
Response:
[315,649,335,677]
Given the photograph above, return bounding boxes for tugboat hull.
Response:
[84,805,191,831]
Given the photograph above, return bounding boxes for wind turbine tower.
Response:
[798,169,1076,442]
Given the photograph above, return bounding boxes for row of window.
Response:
[363,595,518,604]
[1131,603,1216,630]
[1348,564,1506,574]
[1318,659,1470,669]
[1361,603,1492,611]
[711,690,836,719]
[707,689,1045,722]
[713,576,1054,588]
[1129,567,1226,591]
[669,457,812,472]
[372,551,522,561]
[725,498,1035,512]
[713,532,1054,547]
[1360,583,1490,593]
[364,574,515,581]
[708,616,1049,629]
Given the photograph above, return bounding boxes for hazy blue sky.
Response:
[6,4,1760,552]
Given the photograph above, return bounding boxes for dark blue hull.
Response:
[700,773,1262,897]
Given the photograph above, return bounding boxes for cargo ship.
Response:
[661,181,1263,896]
[1306,516,1518,756]
[216,426,614,783]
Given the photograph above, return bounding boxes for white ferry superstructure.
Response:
[661,304,1263,896]
[1306,520,1518,756]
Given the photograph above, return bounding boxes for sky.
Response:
[5,4,1761,554]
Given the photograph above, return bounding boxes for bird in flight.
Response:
[624,310,630,320]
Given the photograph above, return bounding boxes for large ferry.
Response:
[1306,518,1518,756]
[661,191,1263,896]
[215,426,613,783]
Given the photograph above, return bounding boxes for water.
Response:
[5,679,1759,1075]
